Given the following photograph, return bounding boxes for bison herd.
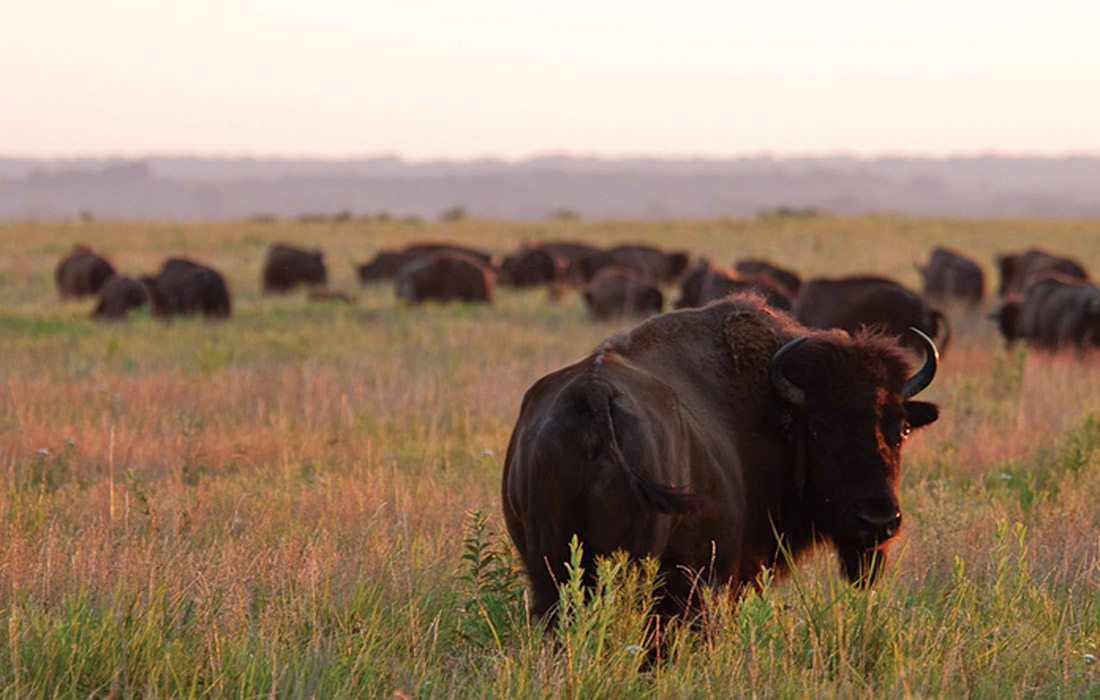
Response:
[54,240,1097,353]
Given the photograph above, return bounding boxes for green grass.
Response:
[1,216,1100,697]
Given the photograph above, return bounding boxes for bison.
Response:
[142,258,232,319]
[357,243,494,286]
[262,244,327,294]
[795,276,950,353]
[991,275,1100,350]
[583,266,664,321]
[395,253,494,304]
[55,245,116,299]
[92,275,148,320]
[499,244,562,288]
[917,247,985,306]
[502,295,940,619]
[676,259,793,311]
[576,244,690,285]
[357,250,416,285]
[734,259,802,298]
[996,248,1089,297]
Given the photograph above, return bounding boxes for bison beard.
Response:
[502,296,939,620]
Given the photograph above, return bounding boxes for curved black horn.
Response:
[902,327,939,398]
[769,336,808,406]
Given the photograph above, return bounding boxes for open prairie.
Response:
[2,216,1099,697]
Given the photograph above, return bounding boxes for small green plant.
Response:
[457,509,525,648]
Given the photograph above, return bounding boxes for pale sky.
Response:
[3,1,1100,159]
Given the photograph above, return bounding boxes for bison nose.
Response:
[856,510,902,540]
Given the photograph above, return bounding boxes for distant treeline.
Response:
[2,155,1100,221]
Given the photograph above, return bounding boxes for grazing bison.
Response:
[734,259,802,298]
[55,245,116,299]
[676,259,793,311]
[795,276,950,353]
[502,295,940,619]
[357,250,416,285]
[357,243,495,286]
[395,254,494,304]
[583,267,664,321]
[142,258,232,319]
[403,242,494,267]
[991,275,1100,350]
[92,275,148,320]
[262,244,327,294]
[997,248,1089,297]
[576,245,690,285]
[499,244,562,288]
[918,247,985,306]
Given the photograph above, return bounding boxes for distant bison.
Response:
[499,244,562,288]
[991,275,1100,351]
[143,258,232,319]
[55,245,116,299]
[676,259,793,311]
[997,249,1089,297]
[795,276,950,353]
[403,242,494,267]
[395,254,494,304]
[262,244,326,294]
[576,244,690,285]
[92,275,148,320]
[734,259,802,298]
[918,247,984,306]
[357,250,416,285]
[358,243,495,286]
[583,266,664,321]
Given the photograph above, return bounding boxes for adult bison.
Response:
[55,245,116,299]
[499,244,562,288]
[918,247,984,306]
[734,259,802,298]
[357,243,494,285]
[395,253,494,304]
[502,295,939,619]
[795,276,950,353]
[92,275,148,320]
[262,244,327,294]
[576,244,690,285]
[583,266,664,321]
[996,248,1089,297]
[540,241,600,266]
[676,259,793,311]
[357,250,415,285]
[991,275,1100,350]
[142,258,232,319]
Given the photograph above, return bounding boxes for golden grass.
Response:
[1,215,1099,695]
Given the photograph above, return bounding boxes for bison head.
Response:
[770,328,939,585]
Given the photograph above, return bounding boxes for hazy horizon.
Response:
[5,2,1100,159]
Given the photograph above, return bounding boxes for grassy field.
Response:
[2,215,1099,697]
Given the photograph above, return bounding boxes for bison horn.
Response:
[902,327,939,398]
[769,336,808,406]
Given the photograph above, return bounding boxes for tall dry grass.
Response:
[1,215,1099,696]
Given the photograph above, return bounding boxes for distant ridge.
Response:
[2,155,1099,220]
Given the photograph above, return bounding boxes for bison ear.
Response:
[903,401,939,429]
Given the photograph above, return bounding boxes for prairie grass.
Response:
[1,216,1099,697]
